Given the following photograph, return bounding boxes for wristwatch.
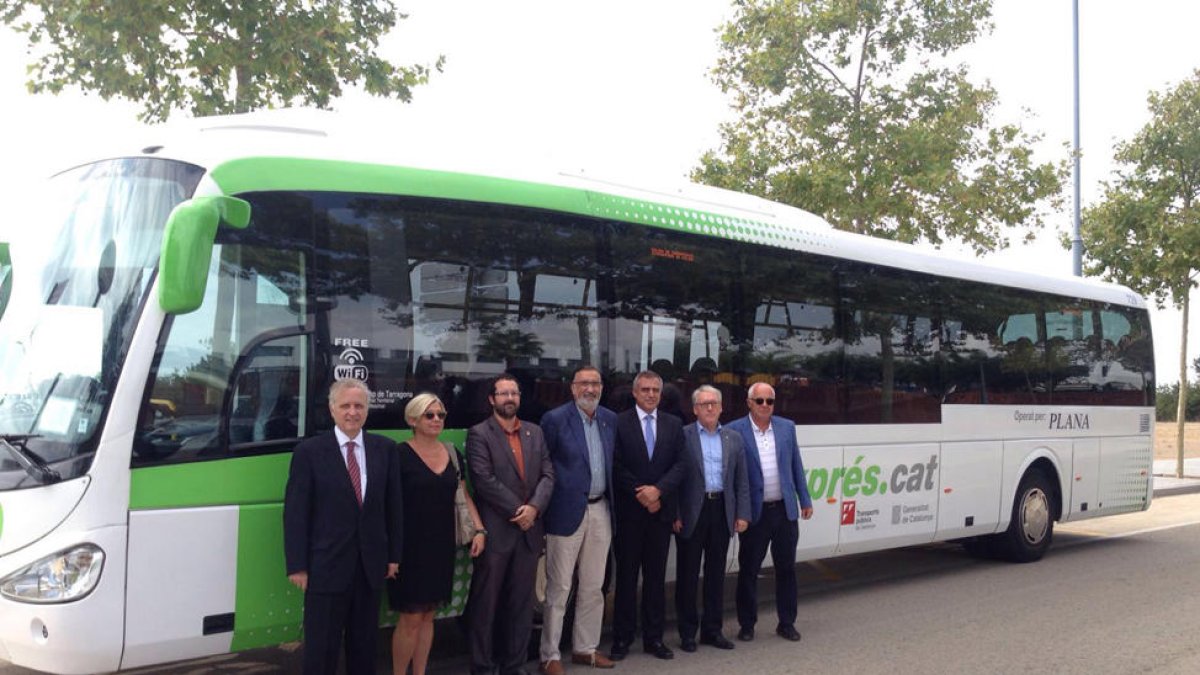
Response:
[475,529,488,537]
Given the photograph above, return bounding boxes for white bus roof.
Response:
[93,108,1143,310]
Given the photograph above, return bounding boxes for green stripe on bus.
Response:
[130,453,291,509]
[128,429,468,509]
[207,158,784,244]
[231,502,302,651]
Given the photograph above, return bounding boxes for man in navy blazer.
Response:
[672,385,750,653]
[466,374,555,675]
[727,382,813,644]
[283,379,403,675]
[610,370,686,661]
[537,366,617,674]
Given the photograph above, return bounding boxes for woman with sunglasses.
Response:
[388,393,485,675]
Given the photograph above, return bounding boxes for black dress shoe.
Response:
[776,624,802,642]
[644,641,675,660]
[609,642,629,661]
[737,627,754,642]
[680,636,697,653]
[700,634,736,650]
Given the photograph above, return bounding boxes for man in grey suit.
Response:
[672,385,750,653]
[466,374,556,675]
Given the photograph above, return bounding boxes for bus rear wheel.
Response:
[994,469,1054,563]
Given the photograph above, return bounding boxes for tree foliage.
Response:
[0,1,443,121]
[1082,70,1200,477]
[694,0,1062,254]
[1080,70,1200,309]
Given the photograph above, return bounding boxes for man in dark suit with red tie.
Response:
[283,378,404,675]
[466,374,555,675]
[610,370,685,661]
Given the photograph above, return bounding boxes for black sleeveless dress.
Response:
[386,442,458,612]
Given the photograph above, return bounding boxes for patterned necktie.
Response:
[346,440,362,506]
[643,414,656,459]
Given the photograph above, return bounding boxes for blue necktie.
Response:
[643,414,656,459]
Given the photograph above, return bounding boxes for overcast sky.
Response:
[2,1,1199,383]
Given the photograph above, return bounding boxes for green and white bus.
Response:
[0,110,1154,673]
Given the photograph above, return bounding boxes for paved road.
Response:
[7,492,1200,674]
[505,493,1200,675]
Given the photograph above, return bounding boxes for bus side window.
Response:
[134,242,308,466]
[228,337,305,449]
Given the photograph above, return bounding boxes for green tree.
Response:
[1081,70,1200,477]
[694,0,1062,254]
[0,1,442,121]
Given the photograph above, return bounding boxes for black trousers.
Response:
[302,560,381,675]
[466,540,539,675]
[674,497,731,640]
[736,500,799,630]
[612,511,672,645]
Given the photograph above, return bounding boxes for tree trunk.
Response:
[1176,292,1189,478]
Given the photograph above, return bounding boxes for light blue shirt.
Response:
[697,422,723,493]
[578,406,606,498]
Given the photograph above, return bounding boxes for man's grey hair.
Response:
[328,378,371,405]
[634,370,663,386]
[691,384,722,406]
[747,381,775,400]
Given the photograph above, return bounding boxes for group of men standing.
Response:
[537,368,814,675]
[282,368,813,675]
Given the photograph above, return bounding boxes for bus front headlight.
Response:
[0,545,105,603]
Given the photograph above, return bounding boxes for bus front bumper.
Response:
[0,525,126,675]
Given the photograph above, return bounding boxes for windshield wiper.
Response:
[0,434,61,485]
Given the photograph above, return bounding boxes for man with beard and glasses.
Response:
[466,374,555,675]
[538,366,617,675]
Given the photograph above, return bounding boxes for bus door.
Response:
[127,241,310,667]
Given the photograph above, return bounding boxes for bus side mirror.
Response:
[0,242,11,321]
[158,196,250,314]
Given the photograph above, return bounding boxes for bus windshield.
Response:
[0,158,203,490]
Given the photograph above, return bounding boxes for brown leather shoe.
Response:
[572,651,616,669]
[540,659,566,675]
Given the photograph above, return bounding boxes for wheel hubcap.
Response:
[1021,487,1050,545]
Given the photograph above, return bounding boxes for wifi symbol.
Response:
[341,348,364,364]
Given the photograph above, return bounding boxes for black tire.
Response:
[994,469,1055,563]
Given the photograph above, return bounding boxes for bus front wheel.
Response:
[994,469,1055,563]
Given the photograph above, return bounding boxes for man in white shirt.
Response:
[726,382,813,644]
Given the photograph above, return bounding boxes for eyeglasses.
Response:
[422,411,447,420]
[493,391,521,398]
[695,401,721,409]
[751,398,775,406]
[572,380,603,388]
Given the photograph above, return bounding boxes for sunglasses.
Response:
[422,411,448,420]
[751,398,775,406]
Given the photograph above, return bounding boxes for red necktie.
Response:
[346,440,362,506]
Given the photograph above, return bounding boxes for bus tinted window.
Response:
[740,244,842,425]
[840,262,941,423]
[135,192,1156,462]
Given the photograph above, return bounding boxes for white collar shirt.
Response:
[751,418,781,501]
